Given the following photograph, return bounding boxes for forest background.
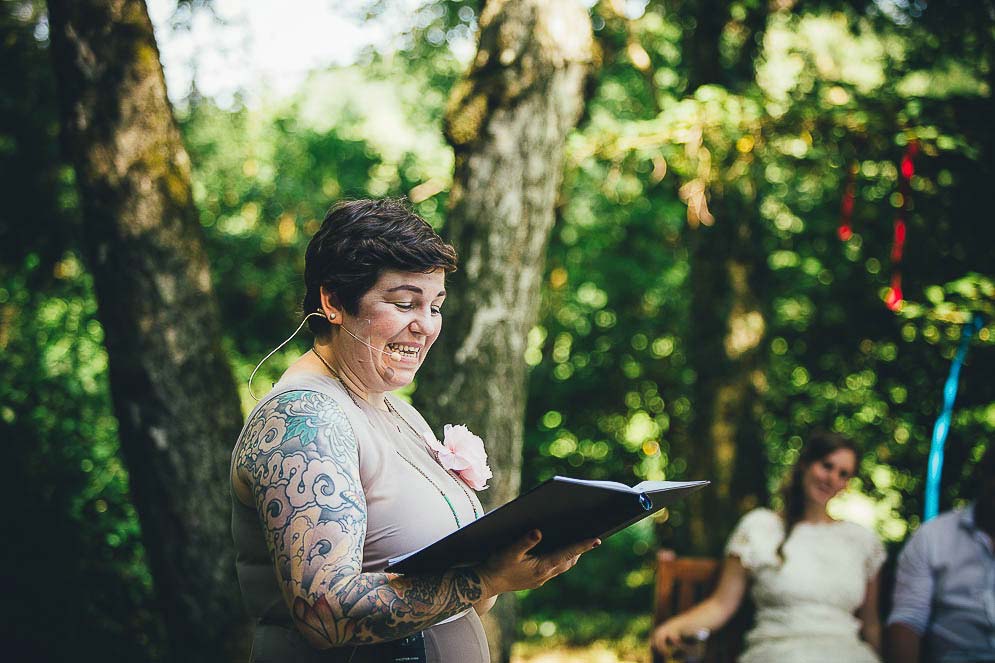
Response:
[2,0,993,661]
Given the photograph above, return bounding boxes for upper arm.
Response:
[858,571,881,621]
[857,572,883,653]
[858,531,885,627]
[887,531,934,634]
[237,391,366,611]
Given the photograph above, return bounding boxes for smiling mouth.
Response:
[387,343,421,360]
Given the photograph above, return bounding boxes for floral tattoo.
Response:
[235,390,483,647]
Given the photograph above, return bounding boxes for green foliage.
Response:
[1,253,164,657]
[4,0,994,654]
[519,0,995,624]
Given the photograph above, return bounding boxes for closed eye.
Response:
[393,301,443,316]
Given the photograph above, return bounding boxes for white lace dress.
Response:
[726,508,886,663]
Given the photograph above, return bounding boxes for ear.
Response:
[319,286,344,326]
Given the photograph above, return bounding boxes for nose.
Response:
[409,308,433,336]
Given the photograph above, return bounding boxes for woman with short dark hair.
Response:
[652,431,886,663]
[230,199,597,662]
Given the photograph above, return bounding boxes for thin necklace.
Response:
[394,451,464,526]
[310,346,479,525]
[385,399,479,521]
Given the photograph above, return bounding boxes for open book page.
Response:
[632,480,703,493]
[553,476,637,492]
[556,476,708,494]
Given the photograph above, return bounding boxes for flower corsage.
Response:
[426,424,492,491]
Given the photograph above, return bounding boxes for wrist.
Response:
[667,615,689,631]
[472,564,502,599]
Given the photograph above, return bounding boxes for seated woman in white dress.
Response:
[652,431,886,662]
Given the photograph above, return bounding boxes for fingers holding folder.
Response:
[476,529,601,597]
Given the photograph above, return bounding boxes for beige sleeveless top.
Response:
[231,372,489,662]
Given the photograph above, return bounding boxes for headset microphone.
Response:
[247,312,405,401]
[338,323,404,363]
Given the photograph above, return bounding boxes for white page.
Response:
[553,476,636,492]
[633,480,703,493]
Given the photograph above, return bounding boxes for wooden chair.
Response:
[651,550,751,663]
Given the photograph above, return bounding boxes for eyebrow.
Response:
[385,285,447,298]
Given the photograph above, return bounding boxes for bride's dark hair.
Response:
[777,430,858,561]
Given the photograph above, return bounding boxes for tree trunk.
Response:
[663,0,772,556]
[684,217,769,555]
[47,1,247,659]
[413,1,593,660]
[684,0,726,90]
[679,0,768,91]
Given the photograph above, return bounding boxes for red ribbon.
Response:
[885,141,917,312]
[885,273,904,311]
[837,162,857,241]
[891,218,907,263]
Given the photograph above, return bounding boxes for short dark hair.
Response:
[303,198,458,335]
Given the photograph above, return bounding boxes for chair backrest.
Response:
[652,551,750,663]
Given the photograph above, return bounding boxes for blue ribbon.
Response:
[924,313,984,521]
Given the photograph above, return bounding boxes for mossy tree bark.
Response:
[47,0,246,659]
[413,1,593,660]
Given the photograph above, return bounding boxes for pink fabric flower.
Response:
[426,424,492,491]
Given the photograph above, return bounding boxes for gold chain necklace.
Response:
[310,347,479,525]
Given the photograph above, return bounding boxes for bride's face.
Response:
[801,448,856,508]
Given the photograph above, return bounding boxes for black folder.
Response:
[385,476,709,574]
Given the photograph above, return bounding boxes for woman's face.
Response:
[801,447,857,508]
[338,268,446,392]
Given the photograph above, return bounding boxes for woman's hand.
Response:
[651,618,685,654]
[475,530,600,597]
[651,555,750,654]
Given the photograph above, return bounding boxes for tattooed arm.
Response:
[235,390,483,648]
